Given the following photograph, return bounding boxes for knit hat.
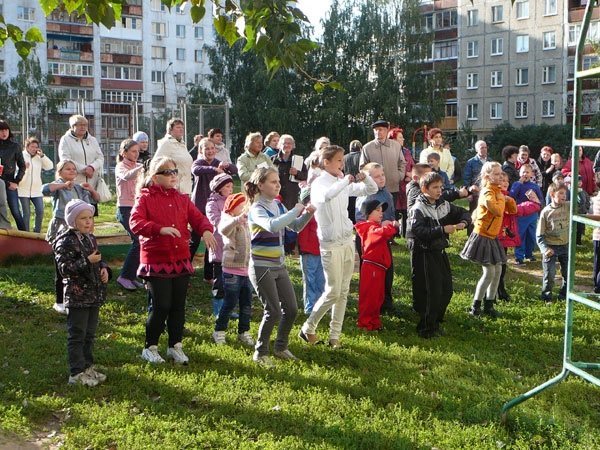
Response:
[224,193,245,214]
[132,131,149,143]
[552,171,564,181]
[361,199,388,219]
[209,173,233,193]
[299,187,311,205]
[564,176,572,183]
[65,199,94,228]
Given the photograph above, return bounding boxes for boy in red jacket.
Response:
[354,199,399,330]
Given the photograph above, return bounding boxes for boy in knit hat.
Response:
[132,131,151,164]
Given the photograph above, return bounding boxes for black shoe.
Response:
[483,300,502,318]
[515,259,525,265]
[468,300,482,318]
[435,327,446,336]
[418,330,437,339]
[497,287,512,302]
[558,289,567,300]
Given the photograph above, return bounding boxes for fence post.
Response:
[199,104,204,137]
[225,101,230,154]
[21,95,28,147]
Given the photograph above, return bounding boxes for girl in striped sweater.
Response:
[245,167,315,367]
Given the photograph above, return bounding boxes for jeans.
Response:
[5,185,25,230]
[145,275,190,348]
[215,272,252,333]
[300,253,325,314]
[542,244,568,297]
[19,196,44,233]
[515,213,538,261]
[212,262,224,299]
[0,179,11,229]
[116,206,140,280]
[67,306,99,376]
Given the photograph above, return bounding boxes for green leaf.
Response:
[222,21,241,47]
[314,82,324,93]
[225,0,236,13]
[0,13,5,25]
[99,5,115,29]
[242,24,256,52]
[190,5,206,22]
[290,7,309,22]
[25,28,45,43]
[14,41,32,58]
[327,81,345,91]
[214,16,227,35]
[39,0,61,16]
[6,24,23,42]
[296,39,319,52]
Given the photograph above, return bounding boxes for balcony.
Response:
[100,53,142,65]
[51,76,94,87]
[47,48,93,62]
[121,5,142,16]
[46,22,93,36]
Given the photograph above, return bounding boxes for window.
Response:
[569,24,581,46]
[102,90,143,103]
[152,22,167,36]
[175,72,186,84]
[120,16,142,30]
[434,40,457,60]
[516,68,529,85]
[152,46,166,60]
[423,14,433,32]
[176,25,185,38]
[195,50,203,62]
[176,48,185,60]
[17,7,35,21]
[490,102,502,120]
[467,73,479,89]
[175,3,185,14]
[543,31,556,50]
[516,0,529,19]
[467,104,478,120]
[101,65,142,81]
[435,10,457,30]
[588,22,600,42]
[0,60,4,73]
[102,38,142,56]
[195,73,205,85]
[491,71,503,87]
[544,0,557,15]
[151,0,166,11]
[151,71,164,83]
[542,100,555,117]
[152,95,165,108]
[491,5,503,23]
[467,40,479,58]
[48,63,94,77]
[543,65,556,84]
[467,10,478,26]
[515,101,528,118]
[194,26,204,39]
[568,58,575,78]
[516,35,529,53]
[102,115,129,130]
[583,56,599,70]
[491,38,503,56]
[445,102,457,117]
[59,88,93,100]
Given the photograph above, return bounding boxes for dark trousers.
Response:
[577,223,585,245]
[67,306,99,376]
[411,249,452,335]
[5,185,26,230]
[215,273,252,333]
[55,259,64,305]
[348,196,357,224]
[189,230,214,280]
[117,206,140,281]
[594,241,600,294]
[497,247,509,297]
[145,275,190,348]
[399,209,408,238]
[467,194,479,236]
[356,235,393,311]
[212,262,224,299]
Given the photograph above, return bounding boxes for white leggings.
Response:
[474,264,503,301]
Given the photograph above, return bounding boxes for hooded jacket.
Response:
[206,191,227,263]
[354,220,397,268]
[154,134,194,195]
[18,150,54,198]
[0,138,25,185]
[472,184,517,239]
[57,130,104,186]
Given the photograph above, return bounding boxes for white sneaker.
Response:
[237,331,255,346]
[68,371,99,387]
[273,349,299,361]
[85,366,107,383]
[167,342,189,365]
[141,345,165,363]
[212,330,226,345]
[53,303,68,315]
[252,352,275,368]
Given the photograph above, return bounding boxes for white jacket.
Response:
[215,143,232,165]
[58,130,104,186]
[154,134,193,195]
[18,150,54,198]
[312,172,377,249]
[419,146,455,179]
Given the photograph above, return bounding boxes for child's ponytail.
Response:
[244,167,277,209]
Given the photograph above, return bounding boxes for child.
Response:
[300,145,378,347]
[206,173,234,317]
[591,172,600,293]
[115,138,144,291]
[18,137,54,233]
[427,152,451,188]
[537,182,570,301]
[213,192,255,346]
[297,187,325,314]
[502,145,520,190]
[354,199,399,331]
[545,171,571,205]
[497,172,541,302]
[43,160,99,315]
[406,163,470,211]
[246,167,315,367]
[515,145,543,188]
[53,199,111,386]
[510,164,544,265]
[576,175,591,245]
[462,162,516,318]
[130,157,217,364]
[407,172,470,337]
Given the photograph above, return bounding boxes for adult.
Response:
[388,127,414,236]
[208,128,231,164]
[188,134,203,162]
[515,145,542,188]
[594,148,600,174]
[133,131,151,164]
[463,140,489,227]
[0,178,11,229]
[344,140,363,224]
[359,120,407,217]
[236,132,274,182]
[538,145,555,198]
[272,134,307,210]
[19,137,54,232]
[263,131,280,158]
[563,146,595,195]
[154,118,194,195]
[502,145,520,190]
[419,128,454,180]
[0,120,26,230]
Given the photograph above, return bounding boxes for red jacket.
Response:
[130,184,213,264]
[297,215,320,255]
[354,221,397,269]
[498,194,541,248]
[562,156,595,195]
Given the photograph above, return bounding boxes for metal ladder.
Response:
[501,0,600,420]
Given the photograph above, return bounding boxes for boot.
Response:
[212,297,224,318]
[497,286,512,302]
[468,300,482,317]
[483,299,502,318]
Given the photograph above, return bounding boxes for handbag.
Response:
[95,175,112,203]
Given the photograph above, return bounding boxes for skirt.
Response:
[460,232,506,265]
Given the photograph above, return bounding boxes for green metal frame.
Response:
[501,0,600,420]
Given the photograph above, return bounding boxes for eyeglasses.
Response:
[156,168,179,176]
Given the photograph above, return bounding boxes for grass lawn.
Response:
[1,201,600,449]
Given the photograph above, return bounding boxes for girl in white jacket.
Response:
[19,137,53,232]
[300,145,377,348]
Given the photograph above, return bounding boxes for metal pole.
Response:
[225,101,230,155]
[181,99,187,147]
[132,100,139,133]
[150,112,155,155]
[199,104,204,137]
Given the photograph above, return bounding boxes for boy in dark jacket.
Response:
[406,163,471,211]
[53,200,112,386]
[406,172,471,338]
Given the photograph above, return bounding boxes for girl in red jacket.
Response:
[354,199,399,331]
[130,157,217,365]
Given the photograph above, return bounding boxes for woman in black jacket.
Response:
[0,120,26,230]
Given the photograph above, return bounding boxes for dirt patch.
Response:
[0,431,63,450]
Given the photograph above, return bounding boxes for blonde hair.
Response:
[198,137,215,157]
[479,161,502,188]
[137,157,176,193]
[25,136,39,148]
[69,114,88,127]
[319,145,344,169]
[244,132,263,151]
[314,136,330,152]
[56,159,76,180]
[264,131,280,147]
[243,167,278,209]
[361,162,383,176]
[117,138,139,163]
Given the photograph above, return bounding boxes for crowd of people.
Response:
[1,115,600,386]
